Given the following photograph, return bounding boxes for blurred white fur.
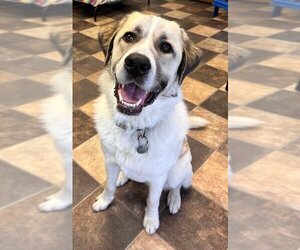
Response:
[38,69,72,212]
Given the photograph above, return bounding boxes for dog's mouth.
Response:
[114,80,166,116]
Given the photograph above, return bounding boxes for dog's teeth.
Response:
[119,95,123,102]
[137,99,142,106]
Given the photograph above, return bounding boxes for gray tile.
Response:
[280,138,300,157]
[0,110,46,149]
[73,79,99,107]
[73,187,143,250]
[248,90,300,119]
[73,161,99,206]
[229,138,271,172]
[0,79,51,107]
[229,188,300,250]
[0,187,72,250]
[188,136,214,172]
[0,160,51,207]
[231,65,300,88]
[158,188,228,250]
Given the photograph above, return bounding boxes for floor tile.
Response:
[182,77,216,105]
[187,136,214,172]
[0,79,51,107]
[241,38,300,53]
[189,65,227,89]
[218,139,228,156]
[259,54,300,73]
[269,30,300,42]
[229,138,271,172]
[0,187,71,250]
[200,90,228,119]
[115,181,168,221]
[73,135,105,184]
[127,231,175,250]
[73,109,97,149]
[0,70,22,84]
[211,31,228,42]
[163,10,191,20]
[206,54,228,72]
[76,39,100,55]
[0,159,51,208]
[73,161,99,206]
[0,20,41,31]
[188,24,220,37]
[193,151,228,209]
[73,187,143,250]
[198,38,227,53]
[0,110,46,149]
[229,25,284,37]
[161,3,185,10]
[158,189,227,250]
[73,56,104,77]
[79,26,100,40]
[231,151,300,211]
[0,135,64,185]
[229,188,300,250]
[248,90,300,119]
[1,56,59,77]
[230,64,300,88]
[73,20,96,32]
[229,106,300,150]
[73,79,99,107]
[189,107,227,150]
[280,138,300,157]
[229,79,278,106]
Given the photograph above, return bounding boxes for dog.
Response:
[92,12,208,234]
[38,33,72,212]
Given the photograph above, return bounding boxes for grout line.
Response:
[0,185,55,211]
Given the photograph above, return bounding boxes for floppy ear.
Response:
[177,30,202,84]
[98,22,119,65]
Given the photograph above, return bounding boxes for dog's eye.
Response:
[160,42,173,54]
[123,32,136,43]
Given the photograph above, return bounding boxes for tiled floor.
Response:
[73,0,228,249]
[228,1,300,249]
[0,3,71,250]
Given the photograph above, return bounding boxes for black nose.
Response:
[124,53,151,77]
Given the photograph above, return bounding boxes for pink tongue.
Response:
[120,83,147,104]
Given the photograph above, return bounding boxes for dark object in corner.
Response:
[296,80,300,91]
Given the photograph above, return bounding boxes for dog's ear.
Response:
[177,30,202,84]
[98,22,119,65]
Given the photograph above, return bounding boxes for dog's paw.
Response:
[92,194,113,212]
[38,197,72,212]
[143,216,160,235]
[116,172,129,187]
[167,189,181,215]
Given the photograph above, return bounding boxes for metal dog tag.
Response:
[137,134,148,154]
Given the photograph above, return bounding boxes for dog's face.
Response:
[99,12,202,116]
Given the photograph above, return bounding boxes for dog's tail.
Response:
[188,116,209,129]
[229,116,262,129]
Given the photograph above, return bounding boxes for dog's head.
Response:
[99,12,202,116]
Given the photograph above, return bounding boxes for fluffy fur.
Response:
[92,12,206,234]
[38,33,72,212]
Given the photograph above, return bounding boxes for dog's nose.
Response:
[124,53,151,77]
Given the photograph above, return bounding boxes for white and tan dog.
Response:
[92,12,207,234]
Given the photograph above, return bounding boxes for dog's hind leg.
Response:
[166,150,193,215]
[116,171,129,187]
[167,185,181,214]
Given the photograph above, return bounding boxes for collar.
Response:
[116,121,150,132]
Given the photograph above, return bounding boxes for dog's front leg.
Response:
[143,177,166,234]
[92,162,120,212]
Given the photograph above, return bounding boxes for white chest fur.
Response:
[94,95,189,183]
